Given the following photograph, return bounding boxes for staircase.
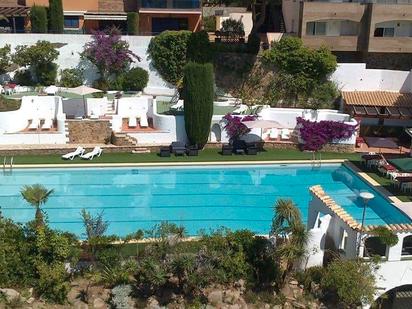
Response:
[112,132,151,153]
[106,99,116,115]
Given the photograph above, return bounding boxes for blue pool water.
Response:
[0,164,410,237]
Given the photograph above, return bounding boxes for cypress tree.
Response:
[48,0,64,34]
[127,12,139,35]
[183,62,214,148]
[30,6,48,33]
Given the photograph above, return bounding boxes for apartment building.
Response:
[0,0,201,34]
[282,0,412,69]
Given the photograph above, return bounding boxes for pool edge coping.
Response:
[10,159,347,169]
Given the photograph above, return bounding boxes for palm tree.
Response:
[271,199,308,284]
[21,184,54,227]
[271,198,302,238]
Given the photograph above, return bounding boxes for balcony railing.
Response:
[141,0,201,9]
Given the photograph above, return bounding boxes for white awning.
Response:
[63,11,86,16]
[84,14,127,21]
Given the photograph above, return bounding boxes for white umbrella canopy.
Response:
[242,119,283,129]
[63,85,102,96]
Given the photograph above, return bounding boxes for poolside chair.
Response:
[81,147,103,160]
[269,128,279,140]
[232,105,248,115]
[41,118,53,130]
[170,100,184,111]
[221,144,233,155]
[29,118,40,130]
[186,144,199,156]
[140,113,149,128]
[159,147,171,157]
[62,146,85,160]
[281,128,290,140]
[128,117,137,128]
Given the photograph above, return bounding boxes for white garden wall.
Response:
[331,63,412,92]
[0,95,67,144]
[0,33,174,95]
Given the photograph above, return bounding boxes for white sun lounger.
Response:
[281,128,290,140]
[232,105,248,115]
[29,118,40,130]
[81,147,103,160]
[128,117,137,128]
[42,118,53,130]
[170,100,184,111]
[140,113,148,128]
[269,128,279,140]
[62,146,85,160]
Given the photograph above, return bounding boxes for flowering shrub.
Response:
[297,117,356,151]
[82,29,140,82]
[222,114,256,140]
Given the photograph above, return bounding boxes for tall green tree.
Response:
[186,30,214,64]
[48,0,64,34]
[127,12,139,35]
[21,184,54,227]
[0,44,11,75]
[30,6,48,33]
[183,62,214,148]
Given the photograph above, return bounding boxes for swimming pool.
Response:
[0,164,410,237]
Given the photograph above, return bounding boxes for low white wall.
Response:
[0,96,64,133]
[0,34,173,94]
[331,63,412,92]
[0,132,67,144]
[117,96,151,117]
[86,97,109,117]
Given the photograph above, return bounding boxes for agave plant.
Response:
[20,184,54,227]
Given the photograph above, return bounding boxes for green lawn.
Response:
[351,162,412,202]
[12,148,361,165]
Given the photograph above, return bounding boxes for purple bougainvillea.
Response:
[222,114,256,140]
[82,29,141,81]
[297,117,357,151]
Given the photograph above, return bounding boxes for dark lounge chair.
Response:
[170,141,186,156]
[159,147,171,157]
[221,144,233,155]
[186,144,199,156]
[246,143,258,155]
[233,139,247,155]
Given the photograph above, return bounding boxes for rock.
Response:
[229,305,240,309]
[28,288,33,297]
[0,288,21,302]
[273,305,282,309]
[93,297,107,309]
[205,305,216,309]
[73,300,89,309]
[289,280,298,286]
[292,302,306,309]
[147,296,161,309]
[208,290,223,306]
[223,290,240,304]
[263,304,270,309]
[26,297,35,304]
[283,302,293,309]
[234,279,246,291]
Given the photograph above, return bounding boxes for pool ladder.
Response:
[311,152,322,168]
[3,156,13,173]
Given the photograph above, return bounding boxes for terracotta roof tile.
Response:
[342,91,412,107]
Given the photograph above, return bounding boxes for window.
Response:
[306,22,326,36]
[64,16,80,29]
[364,237,387,257]
[402,235,412,256]
[374,27,395,37]
[339,228,348,252]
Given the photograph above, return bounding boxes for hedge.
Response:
[183,62,214,148]
[30,6,48,33]
[48,0,64,34]
[186,30,214,64]
[148,30,191,85]
[127,12,139,35]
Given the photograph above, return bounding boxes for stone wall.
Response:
[67,120,112,144]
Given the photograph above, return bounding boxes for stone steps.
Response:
[132,148,151,154]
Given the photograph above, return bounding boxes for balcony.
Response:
[302,35,359,51]
[140,0,200,9]
[300,2,365,23]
